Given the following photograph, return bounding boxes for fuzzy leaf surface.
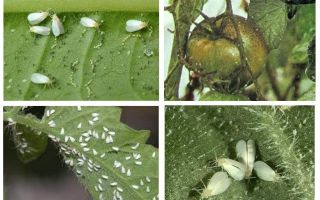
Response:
[165,106,314,200]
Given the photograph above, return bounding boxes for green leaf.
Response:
[288,29,315,64]
[13,124,48,163]
[248,0,288,50]
[166,106,314,200]
[298,84,315,101]
[4,12,159,100]
[4,106,158,200]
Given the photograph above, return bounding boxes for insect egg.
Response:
[27,12,49,25]
[80,17,99,28]
[253,161,281,182]
[125,20,148,32]
[51,14,64,37]
[30,26,51,36]
[217,158,246,181]
[201,172,231,198]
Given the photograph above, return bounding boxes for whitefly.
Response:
[27,12,49,25]
[30,26,51,36]
[80,17,99,28]
[217,158,246,181]
[253,161,281,182]
[236,139,256,178]
[126,19,148,32]
[201,171,231,198]
[31,73,52,84]
[52,14,65,37]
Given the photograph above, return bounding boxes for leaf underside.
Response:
[13,124,48,163]
[4,12,159,100]
[6,106,159,200]
[165,106,314,200]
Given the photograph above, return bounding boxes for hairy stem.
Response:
[5,0,159,13]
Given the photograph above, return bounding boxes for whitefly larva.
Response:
[27,12,49,25]
[125,19,148,32]
[30,26,51,36]
[253,161,281,182]
[236,139,256,177]
[52,14,65,37]
[201,171,231,198]
[217,158,246,181]
[80,17,99,28]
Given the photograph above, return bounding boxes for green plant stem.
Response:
[4,0,159,13]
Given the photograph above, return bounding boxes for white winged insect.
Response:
[30,26,51,36]
[80,17,99,28]
[30,73,53,86]
[236,139,256,178]
[52,14,65,37]
[217,158,246,181]
[201,172,231,198]
[253,161,281,182]
[27,12,49,25]
[126,19,148,32]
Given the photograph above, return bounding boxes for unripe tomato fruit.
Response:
[187,15,268,91]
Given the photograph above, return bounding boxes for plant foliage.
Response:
[165,106,314,200]
[4,9,158,100]
[4,106,159,200]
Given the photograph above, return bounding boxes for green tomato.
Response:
[187,15,268,91]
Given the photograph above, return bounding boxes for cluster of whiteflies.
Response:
[28,11,148,85]
[201,140,281,198]
[28,11,148,37]
[28,12,64,37]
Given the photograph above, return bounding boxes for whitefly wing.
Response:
[52,14,65,37]
[30,26,51,36]
[218,158,246,181]
[236,140,247,163]
[80,17,99,28]
[236,139,256,177]
[126,20,147,32]
[27,12,49,25]
[254,161,280,182]
[31,73,50,84]
[209,172,231,195]
[202,172,231,197]
[246,140,256,176]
